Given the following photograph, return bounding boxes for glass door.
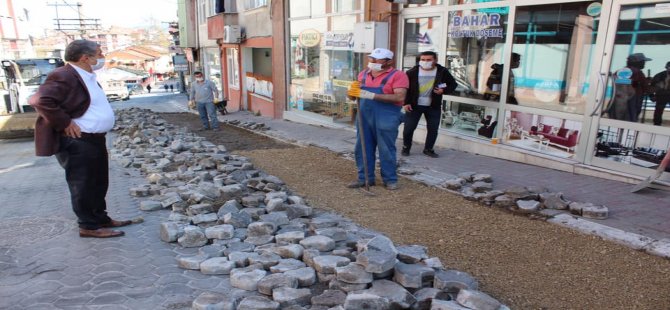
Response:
[587,0,670,177]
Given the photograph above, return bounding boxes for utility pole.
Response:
[48,1,101,39]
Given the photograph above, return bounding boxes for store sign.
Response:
[173,55,188,72]
[298,29,321,48]
[587,2,602,16]
[615,68,633,85]
[448,13,503,39]
[324,32,354,50]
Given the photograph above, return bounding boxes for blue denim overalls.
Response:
[355,69,403,185]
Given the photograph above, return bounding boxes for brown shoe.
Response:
[101,220,132,228]
[79,228,125,238]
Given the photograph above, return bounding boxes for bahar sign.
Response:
[448,13,503,39]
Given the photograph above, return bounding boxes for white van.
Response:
[102,80,130,101]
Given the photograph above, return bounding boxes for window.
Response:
[407,0,444,7]
[333,0,362,13]
[227,48,240,88]
[207,0,217,17]
[244,0,268,10]
[503,110,582,157]
[402,16,443,71]
[446,7,508,101]
[289,0,326,18]
[511,2,601,114]
[204,47,222,91]
[198,0,207,24]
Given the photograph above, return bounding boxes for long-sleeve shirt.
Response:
[189,80,219,103]
[71,64,115,133]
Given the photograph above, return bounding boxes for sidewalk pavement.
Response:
[215,111,670,256]
[0,138,225,309]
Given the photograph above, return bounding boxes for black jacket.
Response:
[651,70,670,102]
[404,64,457,109]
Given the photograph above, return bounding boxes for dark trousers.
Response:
[653,100,669,125]
[403,105,441,151]
[56,135,111,230]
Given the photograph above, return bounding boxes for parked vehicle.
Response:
[126,83,146,95]
[102,80,130,101]
[1,58,64,114]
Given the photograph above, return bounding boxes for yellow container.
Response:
[491,138,499,144]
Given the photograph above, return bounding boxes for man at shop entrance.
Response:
[402,51,457,158]
[347,48,409,190]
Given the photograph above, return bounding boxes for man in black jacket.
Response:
[651,61,670,126]
[402,51,457,157]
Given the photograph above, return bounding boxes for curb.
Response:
[548,214,670,259]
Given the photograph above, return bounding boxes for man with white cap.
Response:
[610,53,652,122]
[347,48,409,190]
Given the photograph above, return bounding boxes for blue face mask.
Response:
[91,58,105,70]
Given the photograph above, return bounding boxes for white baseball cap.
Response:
[368,48,394,60]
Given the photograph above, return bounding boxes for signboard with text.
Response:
[448,13,504,39]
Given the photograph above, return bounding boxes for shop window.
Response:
[503,111,581,158]
[442,101,498,139]
[244,0,267,10]
[402,16,443,71]
[448,0,499,5]
[446,7,508,101]
[204,47,222,91]
[511,2,600,114]
[595,125,670,171]
[407,0,444,7]
[226,48,239,88]
[600,4,670,127]
[288,14,363,123]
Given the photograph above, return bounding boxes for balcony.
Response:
[207,12,239,40]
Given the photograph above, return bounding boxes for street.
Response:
[1,92,669,309]
[0,93,217,309]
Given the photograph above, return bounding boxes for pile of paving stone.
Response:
[440,172,609,220]
[223,119,270,131]
[110,108,509,310]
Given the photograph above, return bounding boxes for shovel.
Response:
[631,147,670,193]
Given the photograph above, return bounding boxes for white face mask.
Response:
[196,77,204,82]
[367,62,383,72]
[419,61,434,70]
[91,57,105,71]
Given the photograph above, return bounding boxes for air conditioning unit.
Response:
[353,22,388,53]
[223,25,241,43]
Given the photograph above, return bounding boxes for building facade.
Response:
[188,0,670,181]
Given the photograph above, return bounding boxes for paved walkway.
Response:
[216,111,670,245]
[0,138,227,309]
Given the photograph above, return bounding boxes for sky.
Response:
[19,0,179,35]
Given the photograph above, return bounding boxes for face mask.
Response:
[91,58,105,71]
[367,62,383,72]
[419,61,434,70]
[196,78,204,82]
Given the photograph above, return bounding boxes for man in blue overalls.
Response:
[347,48,409,190]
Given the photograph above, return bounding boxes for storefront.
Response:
[285,0,366,125]
[427,0,670,177]
[283,0,670,178]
